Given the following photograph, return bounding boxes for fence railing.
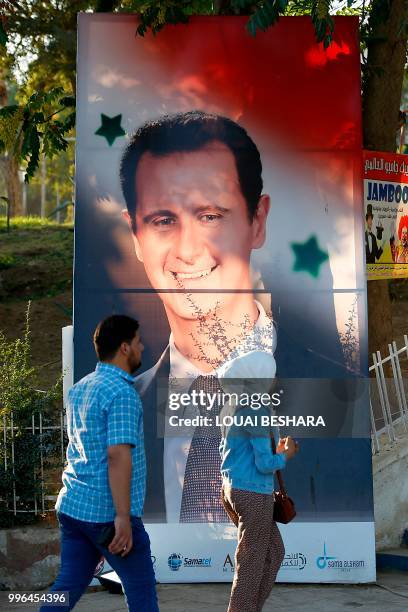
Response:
[0,411,66,518]
[370,335,408,454]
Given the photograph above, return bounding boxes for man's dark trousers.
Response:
[40,513,158,612]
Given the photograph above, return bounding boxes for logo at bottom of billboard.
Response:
[168,553,212,572]
[223,554,235,573]
[223,552,307,574]
[316,543,365,572]
[280,552,307,571]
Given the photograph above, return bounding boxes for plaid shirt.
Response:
[56,362,146,522]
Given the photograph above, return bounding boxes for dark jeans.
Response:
[40,512,158,612]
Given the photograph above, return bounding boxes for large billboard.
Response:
[75,15,375,582]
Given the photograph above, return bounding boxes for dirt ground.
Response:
[0,223,73,390]
[390,301,408,350]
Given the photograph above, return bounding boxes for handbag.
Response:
[271,435,296,524]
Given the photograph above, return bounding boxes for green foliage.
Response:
[95,0,121,10]
[0,4,10,47]
[130,0,336,45]
[0,106,23,153]
[231,0,253,8]
[0,303,63,526]
[0,23,7,47]
[247,1,288,36]
[311,0,334,48]
[134,1,196,36]
[1,1,87,94]
[0,303,62,418]
[0,87,75,182]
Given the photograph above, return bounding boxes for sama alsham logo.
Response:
[316,543,365,571]
[316,543,337,569]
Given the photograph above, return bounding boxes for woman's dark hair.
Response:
[93,315,139,361]
[120,110,263,231]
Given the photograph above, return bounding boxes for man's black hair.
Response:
[93,315,139,361]
[120,110,263,231]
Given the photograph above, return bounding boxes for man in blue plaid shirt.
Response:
[42,315,158,612]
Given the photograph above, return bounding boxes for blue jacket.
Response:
[219,406,286,495]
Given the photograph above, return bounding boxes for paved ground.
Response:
[4,570,407,612]
[79,571,408,612]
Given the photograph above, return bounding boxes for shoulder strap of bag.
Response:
[271,434,287,496]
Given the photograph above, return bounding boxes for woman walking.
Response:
[219,355,298,612]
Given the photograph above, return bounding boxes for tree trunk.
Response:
[363,0,408,359]
[0,75,23,217]
[3,155,23,217]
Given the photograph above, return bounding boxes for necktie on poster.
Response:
[179,375,228,523]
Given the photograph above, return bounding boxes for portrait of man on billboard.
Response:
[120,110,276,522]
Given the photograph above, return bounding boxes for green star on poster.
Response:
[291,235,329,278]
[95,113,126,146]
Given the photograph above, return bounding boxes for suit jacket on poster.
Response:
[135,348,169,523]
[365,230,383,264]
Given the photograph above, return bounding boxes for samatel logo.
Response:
[184,556,212,568]
[168,553,183,572]
[168,553,212,571]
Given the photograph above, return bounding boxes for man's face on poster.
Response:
[125,141,269,322]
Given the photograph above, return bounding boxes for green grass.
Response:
[0,215,72,232]
[0,218,74,302]
[0,254,16,269]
